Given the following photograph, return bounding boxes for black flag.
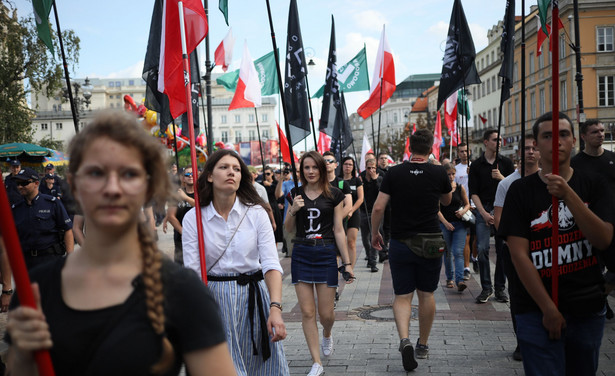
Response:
[437,0,481,110]
[181,50,201,135]
[142,0,173,132]
[284,0,311,146]
[319,15,339,137]
[330,92,353,159]
[499,0,516,103]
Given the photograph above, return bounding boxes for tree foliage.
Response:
[0,1,79,144]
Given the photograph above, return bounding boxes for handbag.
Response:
[459,206,475,224]
[399,233,446,259]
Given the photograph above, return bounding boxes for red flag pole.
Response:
[550,0,560,307]
[178,0,207,284]
[0,184,55,376]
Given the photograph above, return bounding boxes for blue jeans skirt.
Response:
[291,243,339,287]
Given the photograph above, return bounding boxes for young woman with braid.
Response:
[5,111,235,376]
[182,149,289,376]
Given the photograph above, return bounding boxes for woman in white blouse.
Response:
[182,150,289,376]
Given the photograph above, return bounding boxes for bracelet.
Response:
[2,289,13,295]
[343,262,351,266]
[290,210,296,217]
[270,302,283,311]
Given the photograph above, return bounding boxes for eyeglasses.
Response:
[184,172,193,177]
[75,168,149,193]
[16,180,35,187]
[325,159,336,164]
[265,172,272,176]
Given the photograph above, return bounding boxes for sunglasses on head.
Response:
[16,180,34,187]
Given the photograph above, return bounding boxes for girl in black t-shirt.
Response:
[6,112,234,376]
[285,151,355,376]
[340,156,364,269]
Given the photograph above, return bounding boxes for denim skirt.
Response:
[291,243,339,287]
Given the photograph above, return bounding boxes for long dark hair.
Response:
[340,156,357,178]
[197,149,267,207]
[299,151,332,198]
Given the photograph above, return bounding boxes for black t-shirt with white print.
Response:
[343,176,363,204]
[291,186,345,240]
[380,161,451,238]
[498,171,615,315]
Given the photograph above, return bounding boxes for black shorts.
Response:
[346,211,360,230]
[389,238,442,294]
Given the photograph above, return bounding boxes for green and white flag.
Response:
[216,49,278,95]
[219,0,229,26]
[312,46,368,98]
[32,0,54,54]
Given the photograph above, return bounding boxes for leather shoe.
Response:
[370,265,379,272]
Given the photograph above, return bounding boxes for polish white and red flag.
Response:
[357,26,395,119]
[317,131,331,154]
[229,41,262,110]
[432,111,443,160]
[215,27,235,72]
[359,132,373,172]
[445,92,458,147]
[157,0,208,119]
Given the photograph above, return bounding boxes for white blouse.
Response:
[182,199,283,278]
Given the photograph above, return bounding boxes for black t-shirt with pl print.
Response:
[498,171,615,315]
[291,186,345,240]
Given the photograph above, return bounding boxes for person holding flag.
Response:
[499,112,615,375]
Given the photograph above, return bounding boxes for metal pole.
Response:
[305,78,318,149]
[203,0,214,156]
[573,0,586,150]
[521,0,527,176]
[550,1,561,307]
[172,119,181,169]
[255,108,266,171]
[194,52,209,152]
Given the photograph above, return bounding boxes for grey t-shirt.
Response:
[253,181,269,204]
[494,170,521,208]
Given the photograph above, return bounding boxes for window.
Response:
[52,104,57,112]
[488,109,492,125]
[128,80,135,86]
[513,62,519,82]
[108,81,114,87]
[561,80,567,110]
[262,130,269,139]
[262,114,268,122]
[538,53,545,69]
[539,88,546,115]
[393,112,398,123]
[529,52,535,74]
[221,115,227,124]
[515,99,519,123]
[491,51,495,64]
[507,102,512,126]
[530,92,536,119]
[235,131,242,143]
[249,130,256,140]
[110,103,114,108]
[487,79,491,95]
[41,123,48,131]
[115,81,121,88]
[597,27,614,52]
[481,82,485,97]
[599,75,615,107]
[492,77,497,93]
[55,123,63,130]
[234,115,241,123]
[486,54,490,66]
[80,122,85,129]
[58,104,62,111]
[481,58,484,70]
[559,34,566,59]
[248,114,255,123]
[473,87,477,99]
[473,115,477,128]
[221,131,228,143]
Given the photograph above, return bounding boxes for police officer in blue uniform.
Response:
[11,167,74,270]
[4,159,23,205]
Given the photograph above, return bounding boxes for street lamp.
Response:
[62,77,93,128]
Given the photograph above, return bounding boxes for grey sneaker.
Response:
[415,338,429,359]
[475,288,494,304]
[463,269,471,280]
[495,289,509,303]
[399,338,418,371]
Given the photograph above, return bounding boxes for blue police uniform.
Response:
[11,193,73,270]
[4,175,23,205]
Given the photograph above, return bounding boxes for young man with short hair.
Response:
[499,112,614,375]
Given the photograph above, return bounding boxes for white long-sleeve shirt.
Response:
[182,199,283,278]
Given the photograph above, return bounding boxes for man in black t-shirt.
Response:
[499,112,615,375]
[360,158,383,271]
[468,129,514,304]
[371,129,452,372]
[167,167,195,264]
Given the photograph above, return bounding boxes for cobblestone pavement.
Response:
[2,224,614,375]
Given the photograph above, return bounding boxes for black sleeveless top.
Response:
[440,184,464,223]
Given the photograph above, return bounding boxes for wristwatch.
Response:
[2,289,13,295]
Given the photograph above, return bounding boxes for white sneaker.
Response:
[307,362,324,376]
[321,334,333,356]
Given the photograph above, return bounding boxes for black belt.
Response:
[25,247,57,257]
[207,271,270,361]
[292,238,336,246]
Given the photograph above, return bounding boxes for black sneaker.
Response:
[475,289,494,304]
[378,251,388,263]
[512,345,522,361]
[415,338,429,359]
[370,265,379,273]
[606,302,614,320]
[495,289,509,303]
[335,290,339,301]
[472,258,479,273]
[399,338,418,371]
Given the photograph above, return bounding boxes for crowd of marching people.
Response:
[1,110,614,375]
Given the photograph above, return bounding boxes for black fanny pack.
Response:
[399,233,446,259]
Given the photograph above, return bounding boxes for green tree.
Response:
[38,135,64,151]
[0,1,79,144]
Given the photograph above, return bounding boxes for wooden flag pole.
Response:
[178,0,207,283]
[550,0,561,307]
[0,184,55,376]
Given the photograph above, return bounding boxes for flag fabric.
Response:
[403,137,411,161]
[457,88,470,118]
[284,0,311,146]
[219,0,228,25]
[445,92,458,147]
[277,122,297,164]
[180,50,201,135]
[229,42,262,110]
[214,28,235,72]
[357,27,396,119]
[317,131,331,154]
[479,114,488,124]
[499,0,515,103]
[536,4,566,56]
[319,15,340,137]
[330,92,354,159]
[312,46,370,99]
[216,50,278,95]
[433,110,443,160]
[437,0,481,110]
[32,0,54,54]
[359,132,373,172]
[157,0,208,120]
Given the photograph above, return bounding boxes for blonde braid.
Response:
[137,221,175,374]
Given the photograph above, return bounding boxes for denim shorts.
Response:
[291,243,339,287]
[389,238,443,295]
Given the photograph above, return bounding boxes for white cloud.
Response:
[353,10,388,33]
[104,61,144,78]
[426,21,489,53]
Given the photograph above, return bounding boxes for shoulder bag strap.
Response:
[206,207,250,273]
